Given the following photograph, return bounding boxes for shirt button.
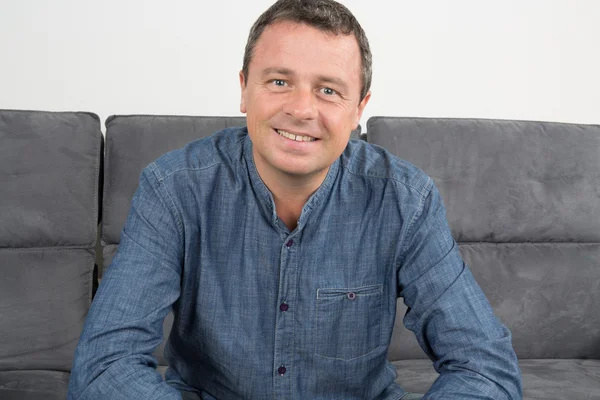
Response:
[347,292,356,300]
[285,239,294,248]
[279,303,289,312]
[278,365,287,375]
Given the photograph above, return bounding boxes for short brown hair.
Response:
[242,0,372,101]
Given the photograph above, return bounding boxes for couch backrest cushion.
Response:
[367,117,600,360]
[0,110,101,371]
[0,111,101,248]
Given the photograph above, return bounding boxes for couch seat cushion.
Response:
[0,370,69,400]
[392,358,600,399]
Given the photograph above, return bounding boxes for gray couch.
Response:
[367,117,600,399]
[1,109,598,399]
[0,110,102,400]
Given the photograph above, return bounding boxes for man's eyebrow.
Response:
[260,68,349,91]
[317,75,348,91]
[261,67,294,77]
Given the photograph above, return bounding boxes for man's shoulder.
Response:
[148,126,247,181]
[341,139,433,198]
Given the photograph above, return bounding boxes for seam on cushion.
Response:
[106,114,247,121]
[0,246,95,252]
[101,125,113,245]
[0,247,95,304]
[0,109,100,121]
[88,115,103,250]
[366,116,600,130]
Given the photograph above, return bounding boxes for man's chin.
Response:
[276,164,330,181]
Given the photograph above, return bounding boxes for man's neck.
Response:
[254,159,328,231]
[271,177,327,231]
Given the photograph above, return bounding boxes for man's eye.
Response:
[321,87,337,96]
[272,79,286,86]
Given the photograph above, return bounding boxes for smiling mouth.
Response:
[276,129,317,142]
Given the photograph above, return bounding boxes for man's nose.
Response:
[282,88,317,121]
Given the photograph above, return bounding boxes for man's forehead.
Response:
[252,21,361,71]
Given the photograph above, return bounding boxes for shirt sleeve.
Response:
[68,163,184,400]
[397,180,523,399]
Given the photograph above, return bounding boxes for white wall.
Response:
[1,0,599,132]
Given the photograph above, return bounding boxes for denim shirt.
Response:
[68,127,522,399]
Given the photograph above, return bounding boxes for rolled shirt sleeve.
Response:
[398,180,523,399]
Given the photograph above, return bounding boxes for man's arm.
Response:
[68,164,184,400]
[398,180,522,399]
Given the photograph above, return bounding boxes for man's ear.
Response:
[353,90,371,129]
[239,71,247,114]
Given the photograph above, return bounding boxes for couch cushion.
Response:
[0,250,94,371]
[0,110,102,248]
[0,370,70,400]
[367,117,600,361]
[389,242,600,361]
[0,110,100,372]
[366,117,600,243]
[391,359,600,399]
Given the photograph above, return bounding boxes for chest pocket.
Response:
[315,284,384,361]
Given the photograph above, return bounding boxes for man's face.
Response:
[240,21,370,182]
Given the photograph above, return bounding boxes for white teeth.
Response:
[277,129,316,142]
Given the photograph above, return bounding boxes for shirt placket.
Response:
[273,228,299,400]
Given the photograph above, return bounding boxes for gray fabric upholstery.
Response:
[461,243,600,359]
[0,110,101,399]
[0,370,70,400]
[350,124,362,141]
[517,359,600,400]
[366,117,600,243]
[391,359,600,399]
[0,250,94,371]
[368,116,600,398]
[390,242,600,360]
[0,110,101,248]
[12,109,600,397]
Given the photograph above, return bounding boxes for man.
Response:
[68,0,522,399]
